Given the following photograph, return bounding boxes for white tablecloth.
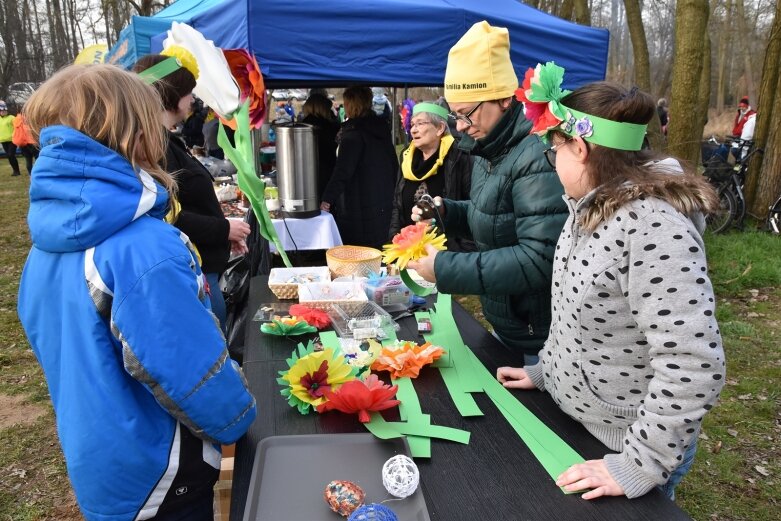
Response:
[269,210,343,252]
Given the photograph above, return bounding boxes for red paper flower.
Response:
[222,48,266,129]
[317,374,400,423]
[290,304,332,329]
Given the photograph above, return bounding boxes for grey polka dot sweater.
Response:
[525,178,726,498]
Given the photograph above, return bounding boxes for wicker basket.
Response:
[268,267,330,300]
[326,245,382,278]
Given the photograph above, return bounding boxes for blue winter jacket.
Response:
[17,126,257,521]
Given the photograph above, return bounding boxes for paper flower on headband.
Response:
[163,22,240,119]
[515,62,571,137]
[289,304,331,329]
[371,341,445,379]
[278,342,358,414]
[222,48,266,130]
[382,223,446,271]
[260,317,317,336]
[317,374,400,423]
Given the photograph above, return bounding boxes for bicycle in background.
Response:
[767,191,781,235]
[701,138,762,233]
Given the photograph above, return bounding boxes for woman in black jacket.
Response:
[389,102,475,252]
[320,86,398,250]
[134,54,250,331]
[301,93,339,199]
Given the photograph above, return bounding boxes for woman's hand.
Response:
[406,244,439,283]
[230,239,248,256]
[555,460,625,500]
[496,367,536,389]
[320,201,331,212]
[411,196,444,223]
[227,219,251,242]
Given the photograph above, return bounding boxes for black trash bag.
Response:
[221,255,250,364]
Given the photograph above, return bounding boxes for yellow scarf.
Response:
[401,134,454,182]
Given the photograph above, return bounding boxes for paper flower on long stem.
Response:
[260,317,317,336]
[515,61,571,138]
[371,341,445,379]
[222,49,266,130]
[289,304,331,329]
[163,22,240,119]
[162,23,291,267]
[383,223,446,270]
[317,374,400,423]
[278,342,358,414]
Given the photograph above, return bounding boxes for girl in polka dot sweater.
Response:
[498,73,725,501]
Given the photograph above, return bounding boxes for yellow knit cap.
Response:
[444,21,519,103]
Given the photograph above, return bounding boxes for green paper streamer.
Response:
[217,102,291,267]
[427,294,482,393]
[400,268,435,296]
[392,376,430,457]
[139,57,181,84]
[318,331,340,349]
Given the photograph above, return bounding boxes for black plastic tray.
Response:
[243,433,430,521]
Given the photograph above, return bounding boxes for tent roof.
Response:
[144,0,608,90]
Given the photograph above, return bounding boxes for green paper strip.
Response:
[385,421,470,444]
[465,349,584,484]
[427,294,482,393]
[364,413,430,458]
[317,331,340,350]
[218,102,291,267]
[438,367,483,416]
[392,377,430,456]
[139,57,181,84]
[400,268,435,296]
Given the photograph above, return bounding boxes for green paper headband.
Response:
[138,57,182,85]
[413,102,449,120]
[557,105,647,151]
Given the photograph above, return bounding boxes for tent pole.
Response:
[404,84,409,147]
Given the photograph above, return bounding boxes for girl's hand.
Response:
[496,367,536,389]
[406,244,439,283]
[555,460,625,500]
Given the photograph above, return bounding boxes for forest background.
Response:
[1,1,781,520]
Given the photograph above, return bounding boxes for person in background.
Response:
[731,96,755,137]
[320,86,398,249]
[284,97,296,120]
[302,93,339,198]
[18,63,256,521]
[497,75,724,501]
[0,100,21,176]
[389,101,475,252]
[371,87,392,123]
[134,54,250,331]
[12,112,38,175]
[408,21,568,366]
[182,95,207,149]
[656,98,669,136]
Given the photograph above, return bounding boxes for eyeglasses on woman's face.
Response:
[409,120,433,130]
[447,101,484,127]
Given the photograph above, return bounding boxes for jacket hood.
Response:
[576,158,717,232]
[343,114,391,140]
[28,125,170,253]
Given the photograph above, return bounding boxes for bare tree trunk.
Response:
[668,0,710,163]
[573,0,591,25]
[745,0,781,218]
[697,31,712,135]
[734,0,755,103]
[715,0,733,112]
[559,0,575,20]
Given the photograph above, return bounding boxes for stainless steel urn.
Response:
[274,122,320,218]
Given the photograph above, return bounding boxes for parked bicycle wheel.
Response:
[707,187,737,233]
[767,195,781,235]
[730,183,746,228]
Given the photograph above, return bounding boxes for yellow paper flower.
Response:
[160,45,199,79]
[278,346,357,413]
[382,222,447,270]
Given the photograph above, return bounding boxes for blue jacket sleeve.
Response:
[112,256,256,444]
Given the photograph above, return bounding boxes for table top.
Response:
[231,275,691,521]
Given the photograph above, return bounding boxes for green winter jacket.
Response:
[434,100,568,356]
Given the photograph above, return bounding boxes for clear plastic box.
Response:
[327,301,400,339]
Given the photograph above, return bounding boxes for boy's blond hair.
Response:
[24,64,176,196]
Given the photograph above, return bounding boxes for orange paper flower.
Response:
[382,223,446,270]
[317,374,400,422]
[222,48,266,129]
[371,341,444,379]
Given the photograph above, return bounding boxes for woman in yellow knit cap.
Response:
[409,21,568,366]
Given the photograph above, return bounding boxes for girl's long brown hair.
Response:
[24,64,176,196]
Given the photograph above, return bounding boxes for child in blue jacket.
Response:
[18,64,256,521]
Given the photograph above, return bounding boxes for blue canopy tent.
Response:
[105,0,228,69]
[149,0,609,89]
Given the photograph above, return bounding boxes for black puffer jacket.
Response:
[165,132,230,274]
[321,114,398,250]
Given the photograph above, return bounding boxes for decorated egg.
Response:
[324,480,365,517]
[347,503,399,521]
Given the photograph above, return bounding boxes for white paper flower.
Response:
[163,22,241,119]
